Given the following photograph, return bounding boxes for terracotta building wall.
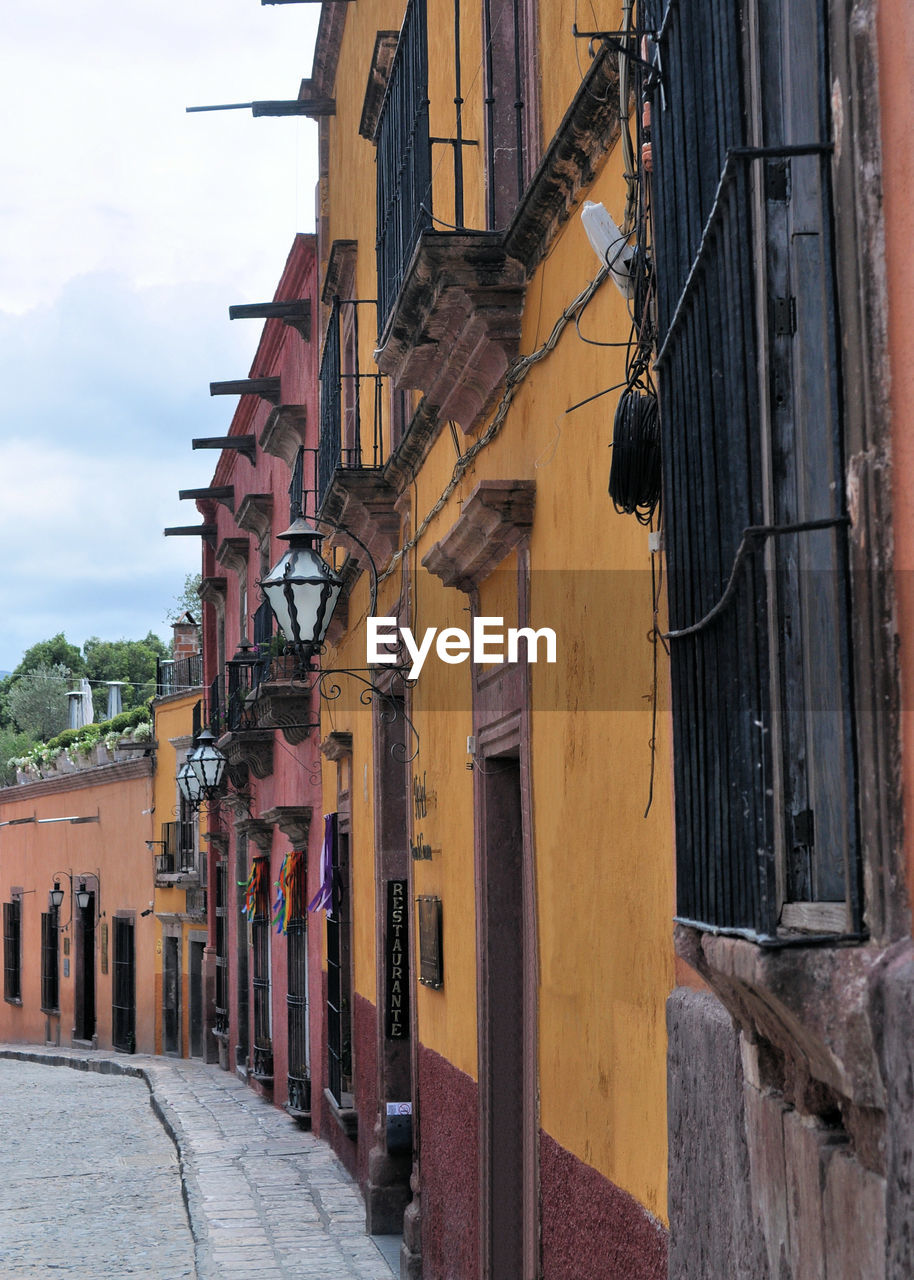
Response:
[0,761,156,1052]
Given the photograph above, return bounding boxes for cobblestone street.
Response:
[0,1049,398,1280]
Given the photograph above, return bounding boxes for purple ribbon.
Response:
[308,813,335,914]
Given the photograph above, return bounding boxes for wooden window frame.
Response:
[40,908,59,1014]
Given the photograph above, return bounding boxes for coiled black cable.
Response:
[609,385,661,523]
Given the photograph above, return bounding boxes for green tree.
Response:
[7,664,70,740]
[15,633,85,678]
[0,727,35,787]
[166,573,202,628]
[83,633,168,719]
[0,633,83,728]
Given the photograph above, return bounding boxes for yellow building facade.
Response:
[150,664,209,1061]
[298,3,675,1275]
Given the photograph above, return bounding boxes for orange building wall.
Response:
[0,762,156,1052]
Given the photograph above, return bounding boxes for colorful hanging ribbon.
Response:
[308,813,336,914]
[272,849,304,935]
[240,858,267,922]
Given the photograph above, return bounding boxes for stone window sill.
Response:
[324,1087,358,1139]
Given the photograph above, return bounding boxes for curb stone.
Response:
[0,1047,209,1277]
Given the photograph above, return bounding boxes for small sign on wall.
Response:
[385,880,409,1039]
[100,922,108,975]
[417,896,443,990]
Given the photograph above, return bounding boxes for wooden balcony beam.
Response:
[192,436,257,465]
[228,299,311,339]
[209,377,281,405]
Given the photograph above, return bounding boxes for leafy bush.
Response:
[6,700,154,774]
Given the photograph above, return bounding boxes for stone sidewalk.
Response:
[0,1045,398,1280]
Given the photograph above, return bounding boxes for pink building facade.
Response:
[188,235,328,1126]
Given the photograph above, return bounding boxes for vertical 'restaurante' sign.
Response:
[385,879,409,1039]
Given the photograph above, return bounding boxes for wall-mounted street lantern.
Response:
[259,518,343,665]
[49,873,73,926]
[177,731,227,812]
[74,872,102,924]
[256,515,419,761]
[177,759,201,809]
[188,729,227,795]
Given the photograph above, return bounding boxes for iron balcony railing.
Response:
[155,821,196,876]
[375,0,533,328]
[156,654,203,696]
[376,0,432,328]
[205,656,265,735]
[252,600,274,687]
[318,297,385,508]
[206,673,222,735]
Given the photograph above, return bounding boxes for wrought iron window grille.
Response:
[318,296,386,508]
[3,899,21,1003]
[214,860,229,1037]
[40,909,59,1013]
[646,0,860,943]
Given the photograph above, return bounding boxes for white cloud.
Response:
[0,0,319,310]
[0,0,320,668]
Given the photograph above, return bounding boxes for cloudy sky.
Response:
[0,0,320,672]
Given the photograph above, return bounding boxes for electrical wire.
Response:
[608,384,661,522]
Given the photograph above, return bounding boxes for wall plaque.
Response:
[417,895,443,989]
[385,879,409,1039]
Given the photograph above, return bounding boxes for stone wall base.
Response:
[668,986,897,1279]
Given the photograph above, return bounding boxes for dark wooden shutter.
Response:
[647,0,859,939]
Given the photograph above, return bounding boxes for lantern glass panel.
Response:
[189,743,225,793]
[177,761,201,806]
[261,544,342,653]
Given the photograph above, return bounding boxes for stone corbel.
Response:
[220,729,274,782]
[220,787,253,820]
[199,577,228,610]
[235,494,273,545]
[259,405,309,467]
[422,480,535,591]
[202,831,229,857]
[359,34,399,140]
[320,731,353,761]
[235,817,275,854]
[215,537,250,579]
[260,805,313,848]
[251,675,317,747]
[374,233,527,433]
[319,470,401,567]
